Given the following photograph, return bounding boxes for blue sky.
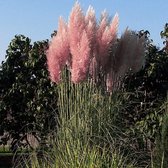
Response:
[0,0,167,63]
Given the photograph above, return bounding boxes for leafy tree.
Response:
[0,35,58,151]
[123,28,168,150]
[161,23,168,53]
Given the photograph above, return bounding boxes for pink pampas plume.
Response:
[95,10,110,75]
[85,6,98,81]
[46,2,146,93]
[96,12,119,71]
[47,17,70,83]
[71,30,91,83]
[110,13,119,39]
[90,12,119,84]
[68,2,92,83]
[85,5,97,53]
[100,26,112,66]
[105,13,119,82]
[85,6,97,77]
[68,1,85,58]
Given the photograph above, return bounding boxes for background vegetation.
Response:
[0,24,168,167]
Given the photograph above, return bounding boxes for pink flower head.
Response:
[68,1,85,57]
[110,13,119,39]
[85,5,96,26]
[96,11,109,65]
[71,30,91,83]
[96,13,119,71]
[68,2,92,83]
[47,17,70,83]
[47,2,146,93]
[85,5,97,52]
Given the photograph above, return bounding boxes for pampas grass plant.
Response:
[21,2,146,168]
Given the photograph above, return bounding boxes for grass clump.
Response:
[19,70,168,168]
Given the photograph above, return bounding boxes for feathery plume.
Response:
[110,13,119,38]
[112,29,132,75]
[85,6,98,80]
[71,30,91,83]
[119,30,145,74]
[96,11,109,66]
[47,2,146,93]
[96,13,119,71]
[103,13,119,74]
[68,1,85,57]
[85,6,96,26]
[47,17,69,83]
[68,2,93,83]
[111,29,145,85]
[131,35,146,72]
[85,5,97,51]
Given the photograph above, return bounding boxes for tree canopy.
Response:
[0,35,58,151]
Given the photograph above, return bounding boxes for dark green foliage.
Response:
[0,35,58,151]
[154,99,168,168]
[161,23,168,53]
[122,29,168,152]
